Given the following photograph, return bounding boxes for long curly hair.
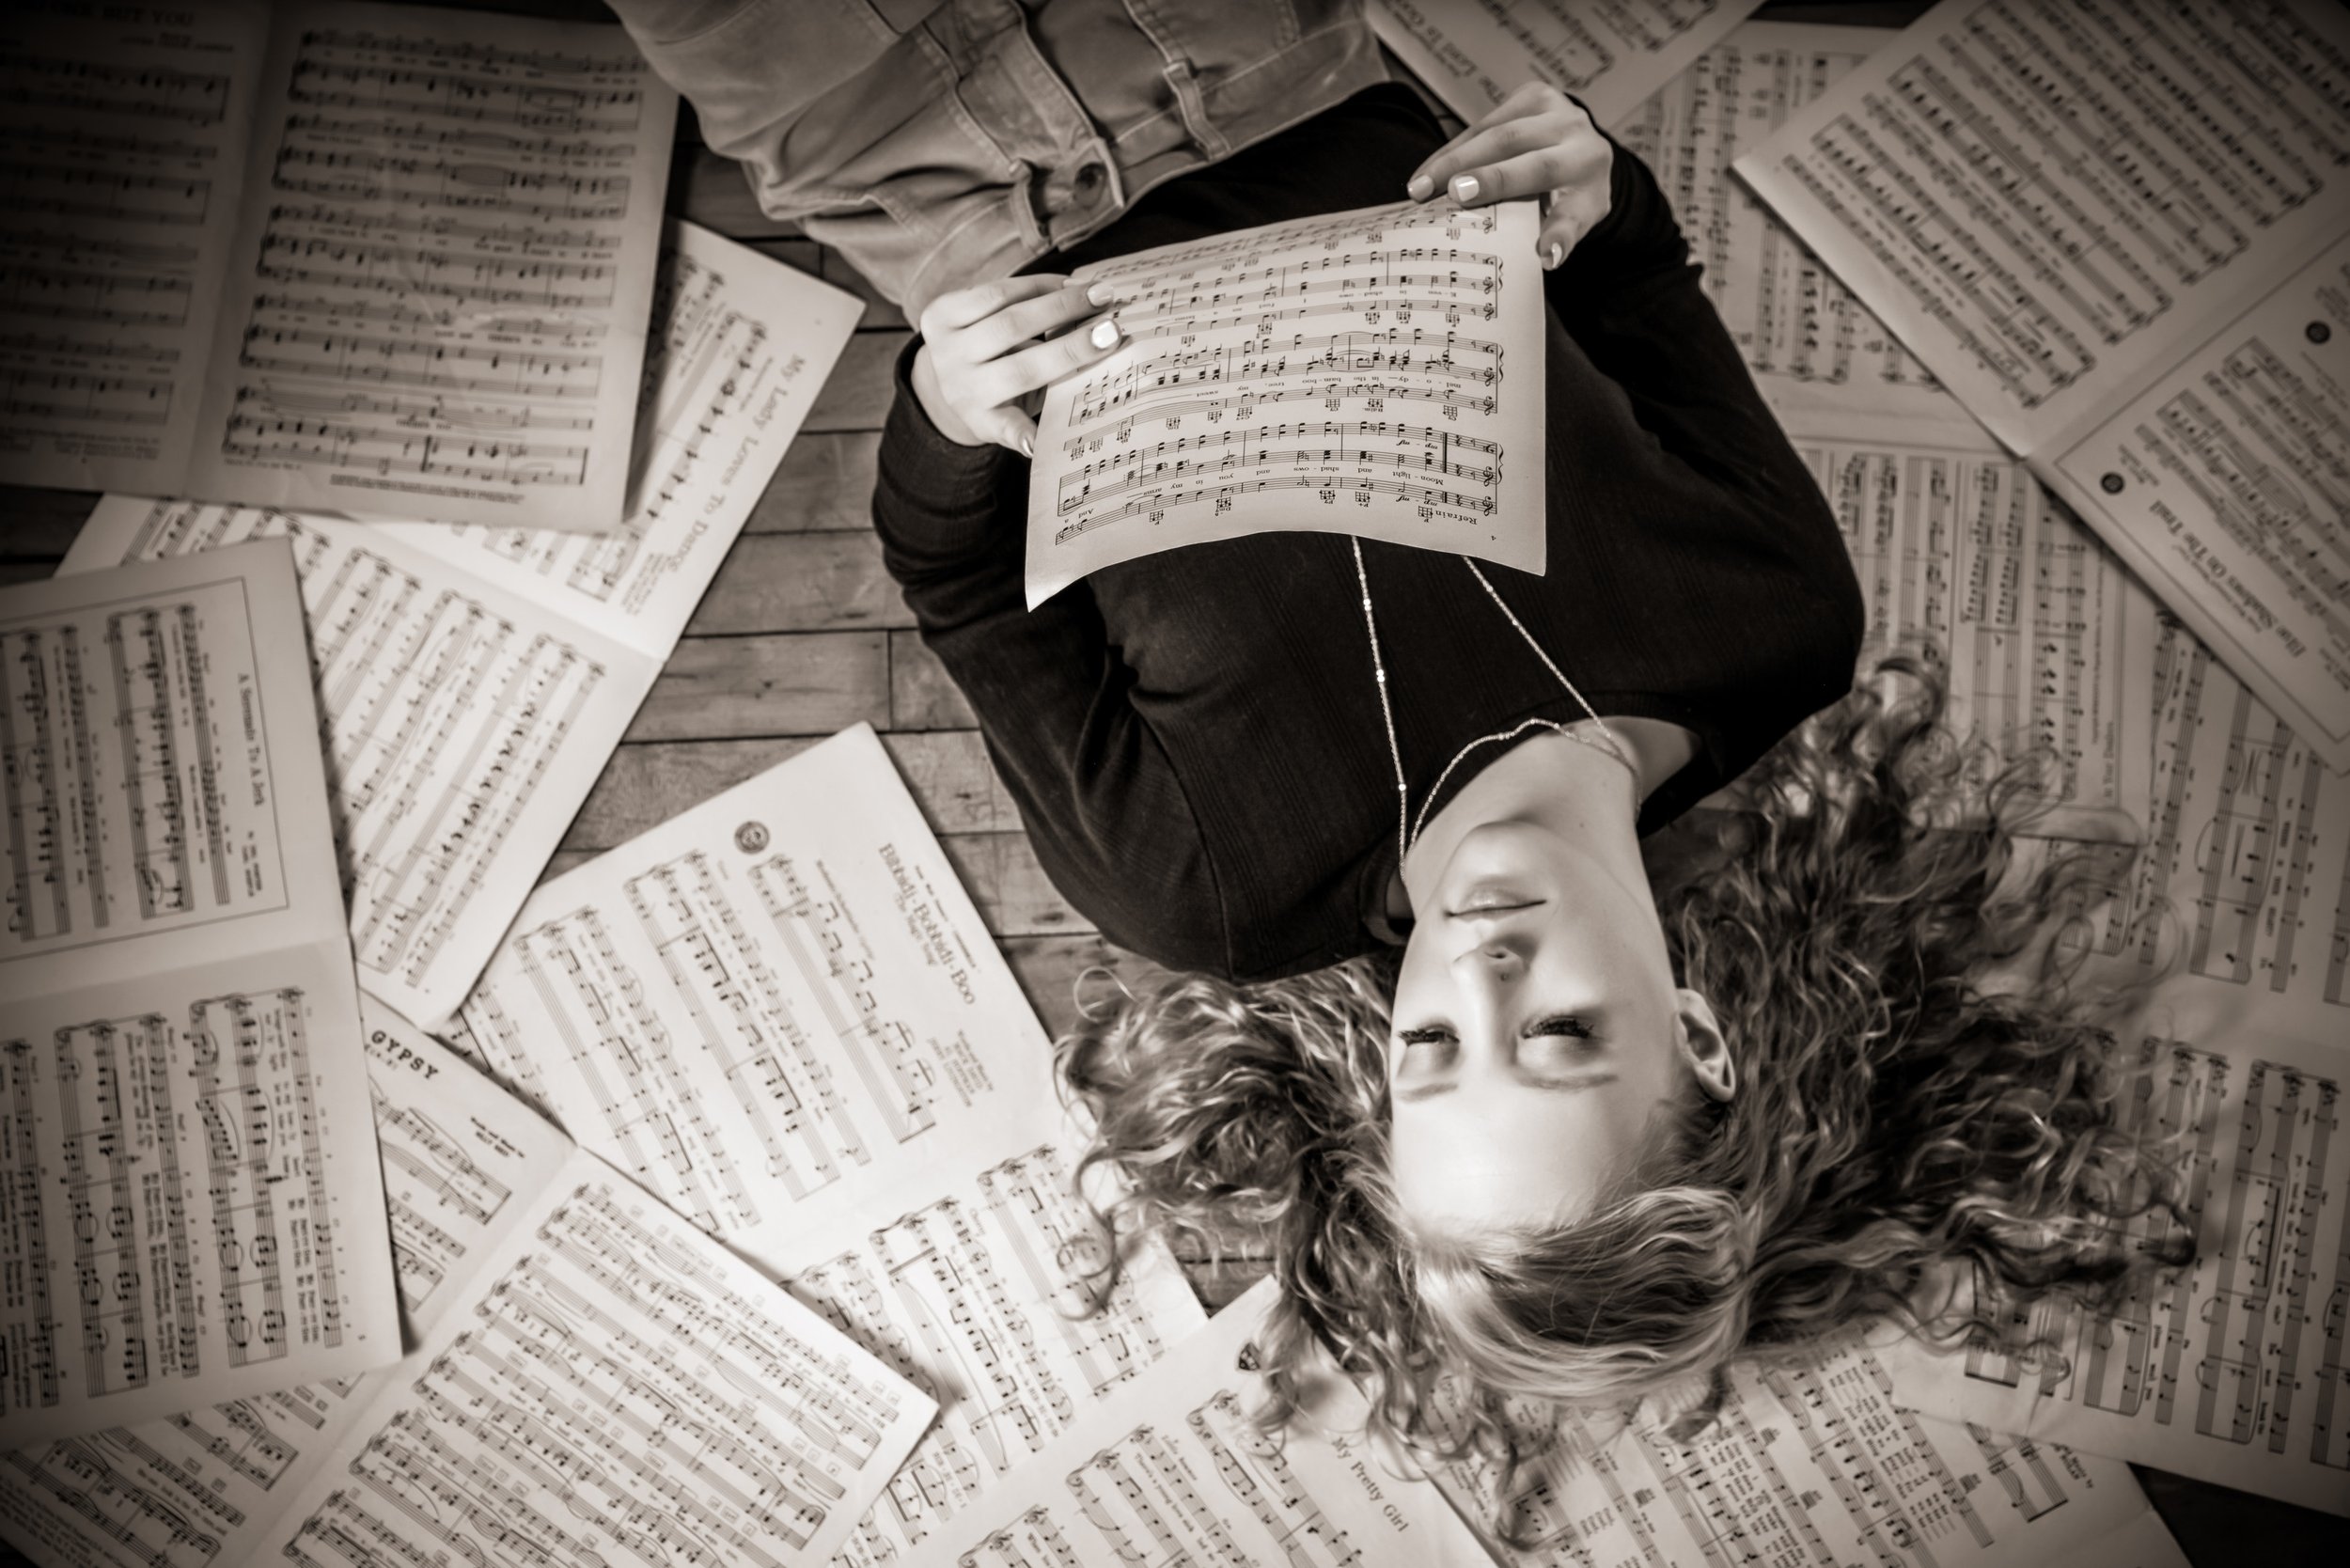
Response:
[1060,652,2189,1509]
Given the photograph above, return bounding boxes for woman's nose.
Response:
[1455,942,1523,980]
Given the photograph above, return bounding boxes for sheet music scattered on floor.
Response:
[1411,1332,2186,1568]
[1027,199,1545,605]
[1369,0,1763,129]
[446,724,1211,1557]
[1616,21,1955,428]
[0,541,400,1450]
[1878,1025,2350,1517]
[1735,0,2350,767]
[0,0,680,532]
[59,220,858,1027]
[0,1007,936,1567]
[894,1279,1493,1568]
[2081,615,2350,1045]
[1797,423,2158,839]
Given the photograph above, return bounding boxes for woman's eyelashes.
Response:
[1393,1015,1595,1055]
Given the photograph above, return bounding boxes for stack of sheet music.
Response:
[3,2,2343,1566]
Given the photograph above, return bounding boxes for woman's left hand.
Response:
[1404,82,1613,270]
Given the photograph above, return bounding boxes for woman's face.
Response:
[1386,818,1729,1233]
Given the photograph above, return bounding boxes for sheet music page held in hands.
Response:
[1025,199,1546,607]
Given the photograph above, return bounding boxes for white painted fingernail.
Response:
[1086,280,1118,306]
[1089,318,1120,350]
[1407,173,1434,200]
[1450,173,1480,203]
[1020,435,1034,458]
[1546,241,1564,269]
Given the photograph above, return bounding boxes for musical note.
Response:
[1366,0,1763,128]
[1734,0,2350,763]
[1794,431,2157,837]
[0,3,680,528]
[1026,197,1546,605]
[796,1143,1205,1563]
[1612,21,1959,424]
[0,543,402,1455]
[1882,1026,2350,1516]
[0,1007,935,1568]
[62,217,855,1027]
[1418,1314,2179,1567]
[0,7,262,493]
[182,11,677,528]
[449,728,1080,1280]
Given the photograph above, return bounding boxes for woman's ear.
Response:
[1674,989,1735,1102]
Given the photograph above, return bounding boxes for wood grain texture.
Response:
[624,632,890,741]
[565,729,1015,851]
[889,628,979,729]
[942,832,1093,938]
[676,145,796,238]
[747,431,880,534]
[804,331,910,432]
[686,531,913,635]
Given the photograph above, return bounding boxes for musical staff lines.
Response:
[1367,0,1760,127]
[55,1014,196,1398]
[1029,198,1542,601]
[0,5,262,491]
[1799,434,2150,830]
[1429,1325,2161,1568]
[511,903,753,1233]
[1192,1389,1360,1568]
[280,1170,925,1568]
[371,219,861,674]
[1924,1035,2350,1507]
[1741,0,2350,442]
[5,57,230,125]
[190,989,338,1369]
[0,1438,224,1566]
[0,1044,57,1417]
[1,573,290,963]
[1618,22,1950,417]
[2137,338,2350,653]
[2093,614,2350,1035]
[196,8,676,525]
[171,1400,304,1495]
[752,850,939,1145]
[86,499,639,1027]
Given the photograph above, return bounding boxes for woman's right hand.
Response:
[911,274,1124,455]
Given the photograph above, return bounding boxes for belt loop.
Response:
[1159,56,1230,161]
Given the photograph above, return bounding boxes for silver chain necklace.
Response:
[1352,538,1635,872]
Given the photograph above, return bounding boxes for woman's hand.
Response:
[911,274,1124,454]
[1404,82,1612,270]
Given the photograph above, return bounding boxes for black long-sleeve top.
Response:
[873,84,1865,982]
